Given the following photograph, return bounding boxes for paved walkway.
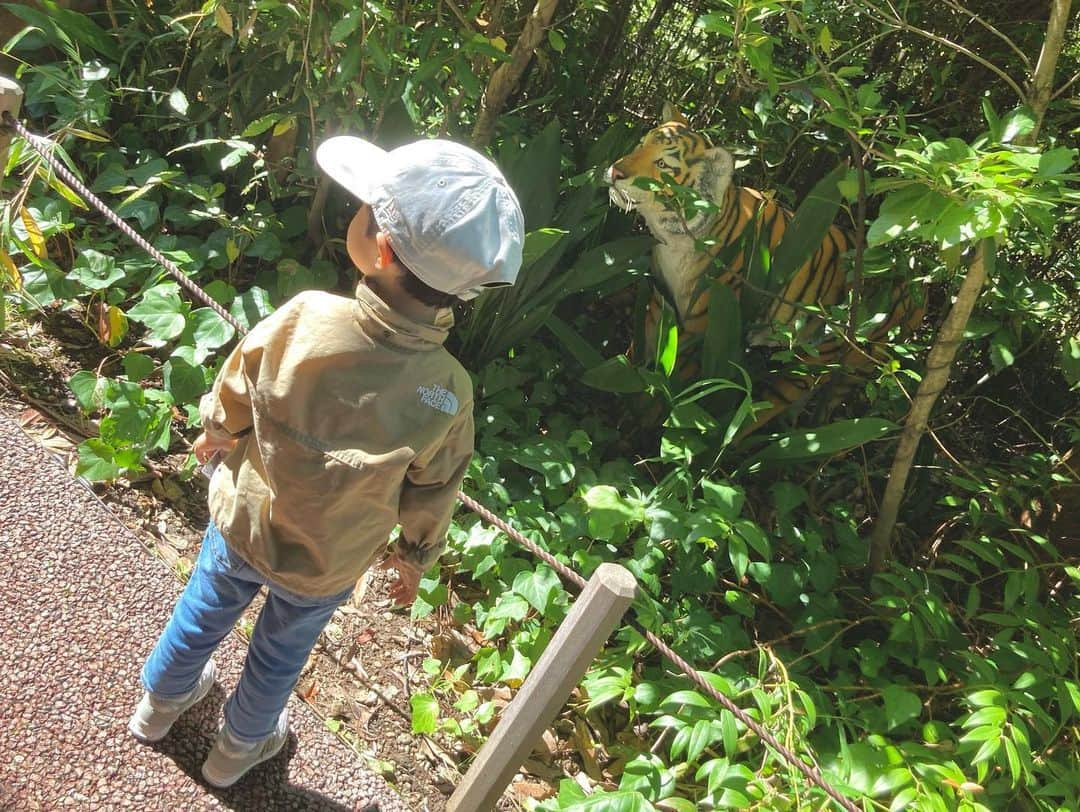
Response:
[0,413,408,811]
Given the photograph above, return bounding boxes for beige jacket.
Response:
[199,283,474,597]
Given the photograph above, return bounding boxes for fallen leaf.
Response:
[512,780,554,801]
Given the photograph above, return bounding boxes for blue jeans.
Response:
[141,521,353,743]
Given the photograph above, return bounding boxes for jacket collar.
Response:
[354,281,452,351]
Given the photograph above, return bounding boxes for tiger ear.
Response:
[661,102,689,126]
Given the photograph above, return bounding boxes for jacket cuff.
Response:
[395,535,445,572]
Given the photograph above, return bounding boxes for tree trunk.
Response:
[471,0,560,148]
[869,241,992,571]
[867,0,1073,570]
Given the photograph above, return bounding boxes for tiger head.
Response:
[605,104,734,222]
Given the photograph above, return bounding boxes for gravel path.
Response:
[0,413,409,811]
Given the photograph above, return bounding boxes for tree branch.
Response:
[471,0,559,148]
[860,0,1027,102]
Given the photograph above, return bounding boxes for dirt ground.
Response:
[0,312,547,811]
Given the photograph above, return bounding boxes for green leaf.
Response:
[882,686,922,730]
[547,28,565,52]
[769,164,846,290]
[752,418,897,463]
[583,485,645,539]
[582,355,648,393]
[545,314,604,369]
[69,370,104,412]
[240,113,284,138]
[509,439,574,487]
[69,249,124,291]
[720,710,738,755]
[700,480,744,519]
[1000,107,1035,143]
[230,286,274,329]
[989,329,1016,372]
[562,236,654,297]
[76,438,124,481]
[1038,147,1076,176]
[500,118,562,230]
[190,307,236,353]
[168,89,189,116]
[1003,735,1022,786]
[1058,335,1080,388]
[163,356,207,406]
[701,282,742,379]
[409,693,438,735]
[122,353,155,382]
[521,227,568,269]
[481,592,531,637]
[127,283,187,343]
[968,689,1005,708]
[512,565,564,615]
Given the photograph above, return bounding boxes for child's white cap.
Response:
[316,136,524,300]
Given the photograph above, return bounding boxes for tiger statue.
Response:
[605,104,922,435]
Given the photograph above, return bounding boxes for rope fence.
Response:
[2,108,861,812]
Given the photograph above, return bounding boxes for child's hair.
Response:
[363,203,459,308]
[397,264,459,309]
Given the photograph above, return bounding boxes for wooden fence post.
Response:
[0,76,23,174]
[446,563,637,812]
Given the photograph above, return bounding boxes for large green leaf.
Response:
[500,118,563,230]
[768,163,846,290]
[190,307,236,353]
[509,439,575,487]
[4,1,118,60]
[69,249,124,291]
[882,685,923,730]
[581,355,648,393]
[583,485,645,539]
[409,693,439,735]
[545,314,605,369]
[127,283,188,343]
[512,565,564,615]
[701,282,742,379]
[751,418,898,464]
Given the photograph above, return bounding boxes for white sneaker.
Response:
[201,707,290,789]
[128,659,217,743]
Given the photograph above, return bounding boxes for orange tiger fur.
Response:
[605,105,922,434]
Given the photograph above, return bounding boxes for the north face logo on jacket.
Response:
[417,383,459,415]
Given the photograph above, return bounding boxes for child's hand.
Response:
[193,432,238,464]
[379,553,424,606]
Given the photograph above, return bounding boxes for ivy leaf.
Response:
[69,370,104,412]
[69,249,124,290]
[512,565,563,614]
[510,439,574,488]
[128,283,187,343]
[481,592,531,638]
[409,693,438,735]
[76,438,123,481]
[190,307,236,353]
[583,484,645,539]
[163,355,208,405]
[122,352,155,382]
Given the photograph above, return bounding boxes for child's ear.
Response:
[375,232,395,269]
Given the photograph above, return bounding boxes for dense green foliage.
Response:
[2,1,1078,810]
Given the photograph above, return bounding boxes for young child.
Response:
[128,136,524,788]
